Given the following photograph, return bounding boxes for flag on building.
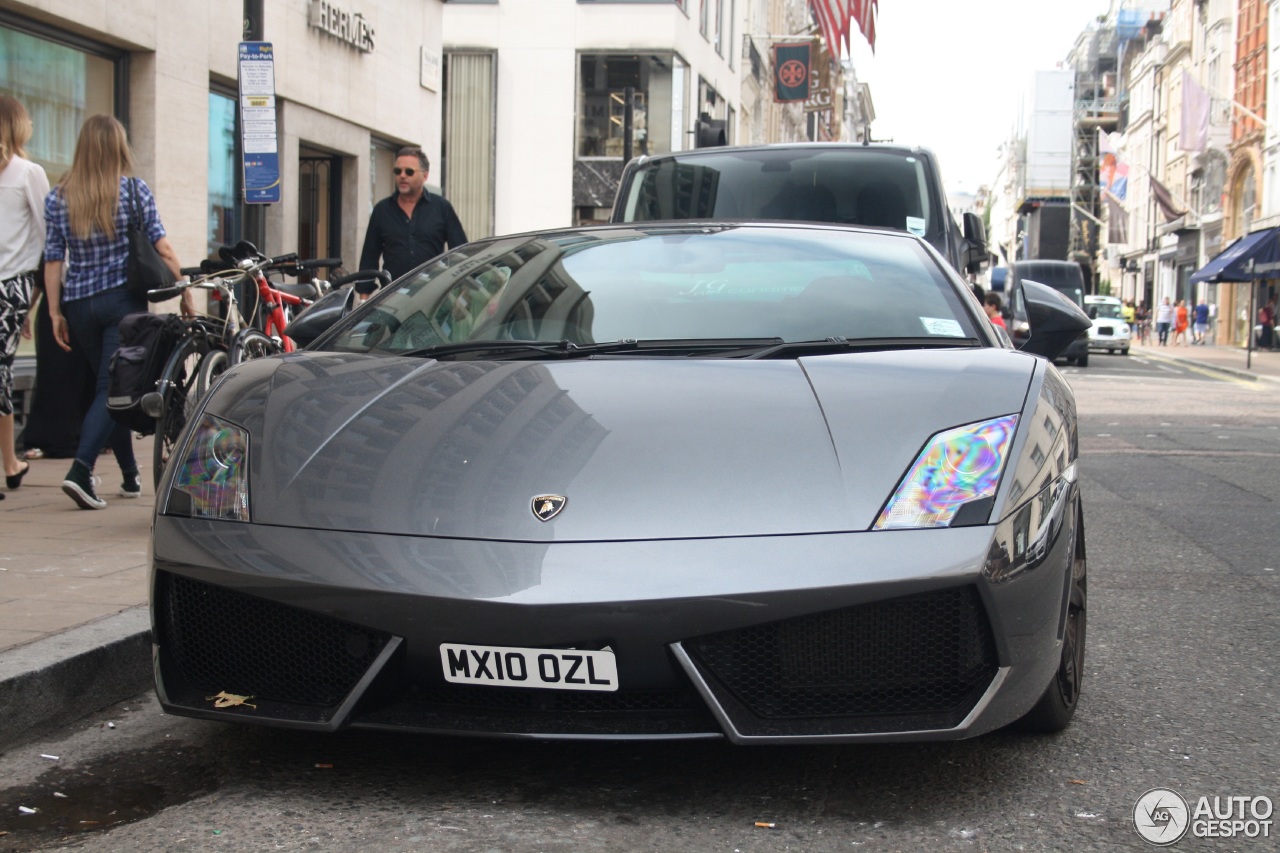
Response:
[1105,192,1128,244]
[1179,71,1210,152]
[1150,175,1187,223]
[809,1,841,56]
[852,0,878,52]
[774,42,812,103]
[1098,128,1128,201]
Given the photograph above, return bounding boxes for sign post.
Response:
[238,42,281,205]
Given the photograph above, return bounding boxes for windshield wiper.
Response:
[402,338,786,360]
[402,339,641,360]
[734,336,982,359]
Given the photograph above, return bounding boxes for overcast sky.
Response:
[845,0,1116,196]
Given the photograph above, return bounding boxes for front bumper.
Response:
[152,514,1075,743]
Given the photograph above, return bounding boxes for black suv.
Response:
[1006,260,1091,367]
[609,143,987,276]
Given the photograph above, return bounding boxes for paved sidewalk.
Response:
[2,343,1278,748]
[0,439,157,748]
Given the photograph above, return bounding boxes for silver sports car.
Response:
[151,222,1090,744]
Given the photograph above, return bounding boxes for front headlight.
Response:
[873,414,1018,530]
[164,413,250,522]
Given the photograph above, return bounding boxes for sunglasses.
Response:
[393,167,418,176]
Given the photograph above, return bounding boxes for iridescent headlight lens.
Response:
[169,414,250,521]
[873,415,1018,530]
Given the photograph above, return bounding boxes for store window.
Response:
[0,23,118,184]
[208,91,241,260]
[578,53,678,158]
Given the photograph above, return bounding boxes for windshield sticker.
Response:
[906,216,926,237]
[920,317,966,337]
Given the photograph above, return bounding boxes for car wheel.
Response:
[1076,353,1089,367]
[1120,347,1129,356]
[1108,348,1115,354]
[1015,502,1087,734]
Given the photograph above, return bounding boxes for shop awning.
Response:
[1189,226,1280,283]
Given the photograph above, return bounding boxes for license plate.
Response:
[440,643,619,692]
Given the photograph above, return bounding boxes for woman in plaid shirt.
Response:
[43,115,189,510]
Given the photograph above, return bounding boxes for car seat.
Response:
[855,181,908,230]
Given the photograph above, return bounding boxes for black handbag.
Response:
[124,177,174,299]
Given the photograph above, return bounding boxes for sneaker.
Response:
[62,461,106,510]
[120,470,142,498]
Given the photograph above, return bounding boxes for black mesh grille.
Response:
[413,681,701,713]
[157,572,391,707]
[685,587,997,735]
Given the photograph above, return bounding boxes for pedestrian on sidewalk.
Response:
[1261,298,1277,350]
[1173,299,1189,346]
[1155,297,1174,346]
[43,115,186,510]
[1193,299,1210,345]
[0,95,49,497]
[359,146,467,281]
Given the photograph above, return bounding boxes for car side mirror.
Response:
[963,212,988,273]
[284,285,357,348]
[1014,279,1092,361]
[1087,306,1098,319]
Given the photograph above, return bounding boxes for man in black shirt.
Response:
[359,146,467,280]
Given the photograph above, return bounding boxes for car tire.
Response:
[1076,353,1089,367]
[1014,502,1087,734]
[1120,347,1129,356]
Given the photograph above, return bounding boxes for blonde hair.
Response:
[0,95,33,172]
[59,114,134,240]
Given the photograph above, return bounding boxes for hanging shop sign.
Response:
[238,42,281,205]
[308,0,375,53]
[773,43,811,103]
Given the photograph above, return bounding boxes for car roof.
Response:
[628,142,936,166]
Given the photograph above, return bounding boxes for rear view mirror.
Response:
[1014,279,1092,361]
[963,212,988,274]
[284,286,357,348]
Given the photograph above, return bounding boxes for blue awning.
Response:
[1189,226,1280,283]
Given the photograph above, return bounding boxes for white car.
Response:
[1084,295,1130,355]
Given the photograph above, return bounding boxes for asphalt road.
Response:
[1,363,1277,852]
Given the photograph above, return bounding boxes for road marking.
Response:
[1135,352,1261,387]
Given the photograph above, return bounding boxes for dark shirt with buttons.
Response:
[359,191,468,280]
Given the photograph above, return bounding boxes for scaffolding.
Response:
[1069,24,1122,291]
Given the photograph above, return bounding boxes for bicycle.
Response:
[145,247,341,488]
[146,255,388,488]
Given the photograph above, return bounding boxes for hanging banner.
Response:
[774,43,811,103]
[805,50,832,113]
[238,42,281,204]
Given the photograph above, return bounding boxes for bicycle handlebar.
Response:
[295,257,343,270]
[331,269,392,295]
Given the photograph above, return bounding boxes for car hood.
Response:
[205,349,1036,541]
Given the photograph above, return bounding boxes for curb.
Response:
[0,607,152,751]
[1134,349,1280,384]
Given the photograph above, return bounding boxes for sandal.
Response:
[7,461,31,490]
[22,447,44,460]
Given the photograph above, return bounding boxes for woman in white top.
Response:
[0,95,49,494]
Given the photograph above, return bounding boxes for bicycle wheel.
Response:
[229,328,282,364]
[152,335,210,489]
[196,348,230,400]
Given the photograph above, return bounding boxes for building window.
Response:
[0,23,119,184]
[1235,165,1257,233]
[444,50,496,240]
[208,91,241,261]
[578,53,678,158]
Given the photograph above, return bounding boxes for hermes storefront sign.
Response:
[308,0,375,53]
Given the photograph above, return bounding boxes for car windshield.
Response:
[1090,302,1125,320]
[319,225,983,357]
[619,149,934,239]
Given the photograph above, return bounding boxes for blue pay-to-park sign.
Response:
[238,42,281,204]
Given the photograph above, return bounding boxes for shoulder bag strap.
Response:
[128,177,142,231]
